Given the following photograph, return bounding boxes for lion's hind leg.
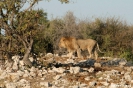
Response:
[94,50,98,60]
[87,48,93,59]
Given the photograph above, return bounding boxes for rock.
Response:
[40,82,51,87]
[89,81,97,87]
[29,57,34,62]
[12,55,20,61]
[17,70,24,76]
[88,67,94,73]
[9,73,20,82]
[0,72,7,80]
[52,67,65,73]
[71,85,79,88]
[37,70,43,77]
[80,83,88,87]
[17,79,30,88]
[84,76,90,81]
[19,60,24,70]
[30,66,36,72]
[23,73,29,78]
[108,83,118,88]
[111,69,119,75]
[30,71,36,77]
[94,62,101,67]
[69,67,81,74]
[119,61,126,67]
[124,74,132,81]
[121,71,125,75]
[125,67,132,72]
[100,82,109,86]
[5,82,17,88]
[66,59,74,63]
[23,70,30,78]
[46,53,53,58]
[54,75,62,80]
[12,61,18,71]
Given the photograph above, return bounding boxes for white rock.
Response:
[88,67,94,73]
[124,74,132,81]
[54,75,62,80]
[94,62,101,67]
[37,70,43,77]
[109,83,118,88]
[19,60,24,66]
[69,67,80,74]
[41,78,45,80]
[111,70,119,75]
[29,57,34,62]
[5,82,17,88]
[42,70,47,75]
[30,71,36,77]
[66,59,74,63]
[126,67,132,72]
[23,70,30,78]
[84,77,90,81]
[100,82,109,86]
[17,79,30,88]
[46,53,53,58]
[9,73,20,82]
[40,82,51,87]
[12,55,20,61]
[98,77,103,80]
[89,81,96,87]
[121,71,125,75]
[23,73,29,78]
[17,70,24,76]
[12,61,18,71]
[71,85,79,88]
[80,83,88,87]
[131,80,133,83]
[52,67,65,73]
[119,61,126,67]
[0,71,8,80]
[30,66,36,72]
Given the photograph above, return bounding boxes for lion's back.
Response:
[77,39,96,50]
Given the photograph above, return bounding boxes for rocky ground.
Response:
[0,53,133,88]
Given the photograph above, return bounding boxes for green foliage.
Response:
[119,48,133,61]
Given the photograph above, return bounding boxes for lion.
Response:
[59,36,103,60]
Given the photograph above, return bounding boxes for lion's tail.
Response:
[97,43,104,53]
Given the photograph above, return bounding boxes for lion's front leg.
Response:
[67,49,74,59]
[68,52,73,59]
[77,49,83,58]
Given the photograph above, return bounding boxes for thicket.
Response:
[35,12,133,61]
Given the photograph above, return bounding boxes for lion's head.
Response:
[58,37,67,48]
[59,37,75,49]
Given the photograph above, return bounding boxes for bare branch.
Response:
[24,0,38,11]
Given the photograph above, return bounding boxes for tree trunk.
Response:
[23,38,33,67]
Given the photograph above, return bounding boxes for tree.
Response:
[0,0,48,66]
